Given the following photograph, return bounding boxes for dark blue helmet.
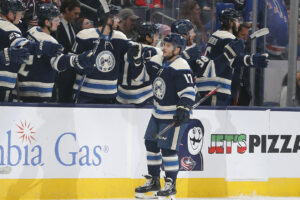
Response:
[137,22,158,37]
[219,8,240,28]
[37,3,60,22]
[171,19,194,35]
[164,33,186,53]
[0,0,25,15]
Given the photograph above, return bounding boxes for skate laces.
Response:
[161,179,173,191]
[142,175,153,186]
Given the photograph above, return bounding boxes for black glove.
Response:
[0,47,30,66]
[127,44,142,65]
[244,53,269,68]
[73,50,96,74]
[224,38,245,60]
[36,41,64,58]
[173,105,191,126]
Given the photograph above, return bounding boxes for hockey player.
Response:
[171,19,199,73]
[201,8,269,106]
[0,0,64,101]
[129,33,195,198]
[117,22,162,105]
[12,3,95,102]
[129,33,246,198]
[72,2,130,104]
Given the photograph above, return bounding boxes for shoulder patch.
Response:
[170,57,191,71]
[150,54,163,65]
[77,28,99,40]
[28,27,58,43]
[213,30,236,40]
[112,30,128,40]
[0,20,21,33]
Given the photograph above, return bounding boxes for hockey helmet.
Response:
[0,0,25,15]
[137,22,158,37]
[218,8,241,28]
[171,19,194,35]
[37,3,60,22]
[163,33,187,53]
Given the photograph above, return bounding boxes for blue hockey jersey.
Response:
[134,55,196,120]
[201,30,236,95]
[117,44,162,105]
[0,18,26,91]
[13,26,82,102]
[72,28,129,100]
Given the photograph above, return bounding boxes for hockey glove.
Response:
[127,44,142,65]
[244,53,269,68]
[36,41,64,58]
[72,50,96,74]
[173,105,191,127]
[0,47,30,66]
[224,38,245,61]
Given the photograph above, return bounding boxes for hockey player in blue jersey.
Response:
[202,8,269,106]
[12,3,95,102]
[171,18,247,99]
[130,33,195,198]
[117,22,162,105]
[171,19,200,74]
[0,0,64,101]
[72,1,130,104]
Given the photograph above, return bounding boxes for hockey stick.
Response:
[249,27,269,40]
[234,28,269,105]
[77,0,97,13]
[151,85,221,140]
[73,0,109,103]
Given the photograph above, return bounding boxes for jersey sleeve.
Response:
[175,68,196,107]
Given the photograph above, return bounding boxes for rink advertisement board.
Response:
[0,105,300,199]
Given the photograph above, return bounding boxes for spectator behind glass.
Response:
[75,17,94,31]
[280,72,300,107]
[135,0,163,8]
[180,0,207,52]
[118,8,140,40]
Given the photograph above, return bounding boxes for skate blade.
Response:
[158,195,176,200]
[135,192,158,199]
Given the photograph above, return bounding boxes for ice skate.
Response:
[157,177,176,200]
[135,175,161,199]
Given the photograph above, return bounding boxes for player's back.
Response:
[117,44,162,105]
[14,26,58,102]
[205,30,235,59]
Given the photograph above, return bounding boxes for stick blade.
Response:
[250,28,269,39]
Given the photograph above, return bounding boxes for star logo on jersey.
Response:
[16,120,36,144]
[95,50,115,73]
[188,126,204,155]
[153,77,166,100]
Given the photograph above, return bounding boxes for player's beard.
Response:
[165,50,176,62]
[187,36,193,46]
[232,22,238,37]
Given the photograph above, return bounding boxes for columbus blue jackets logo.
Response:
[153,77,166,100]
[96,50,115,72]
[179,119,204,171]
